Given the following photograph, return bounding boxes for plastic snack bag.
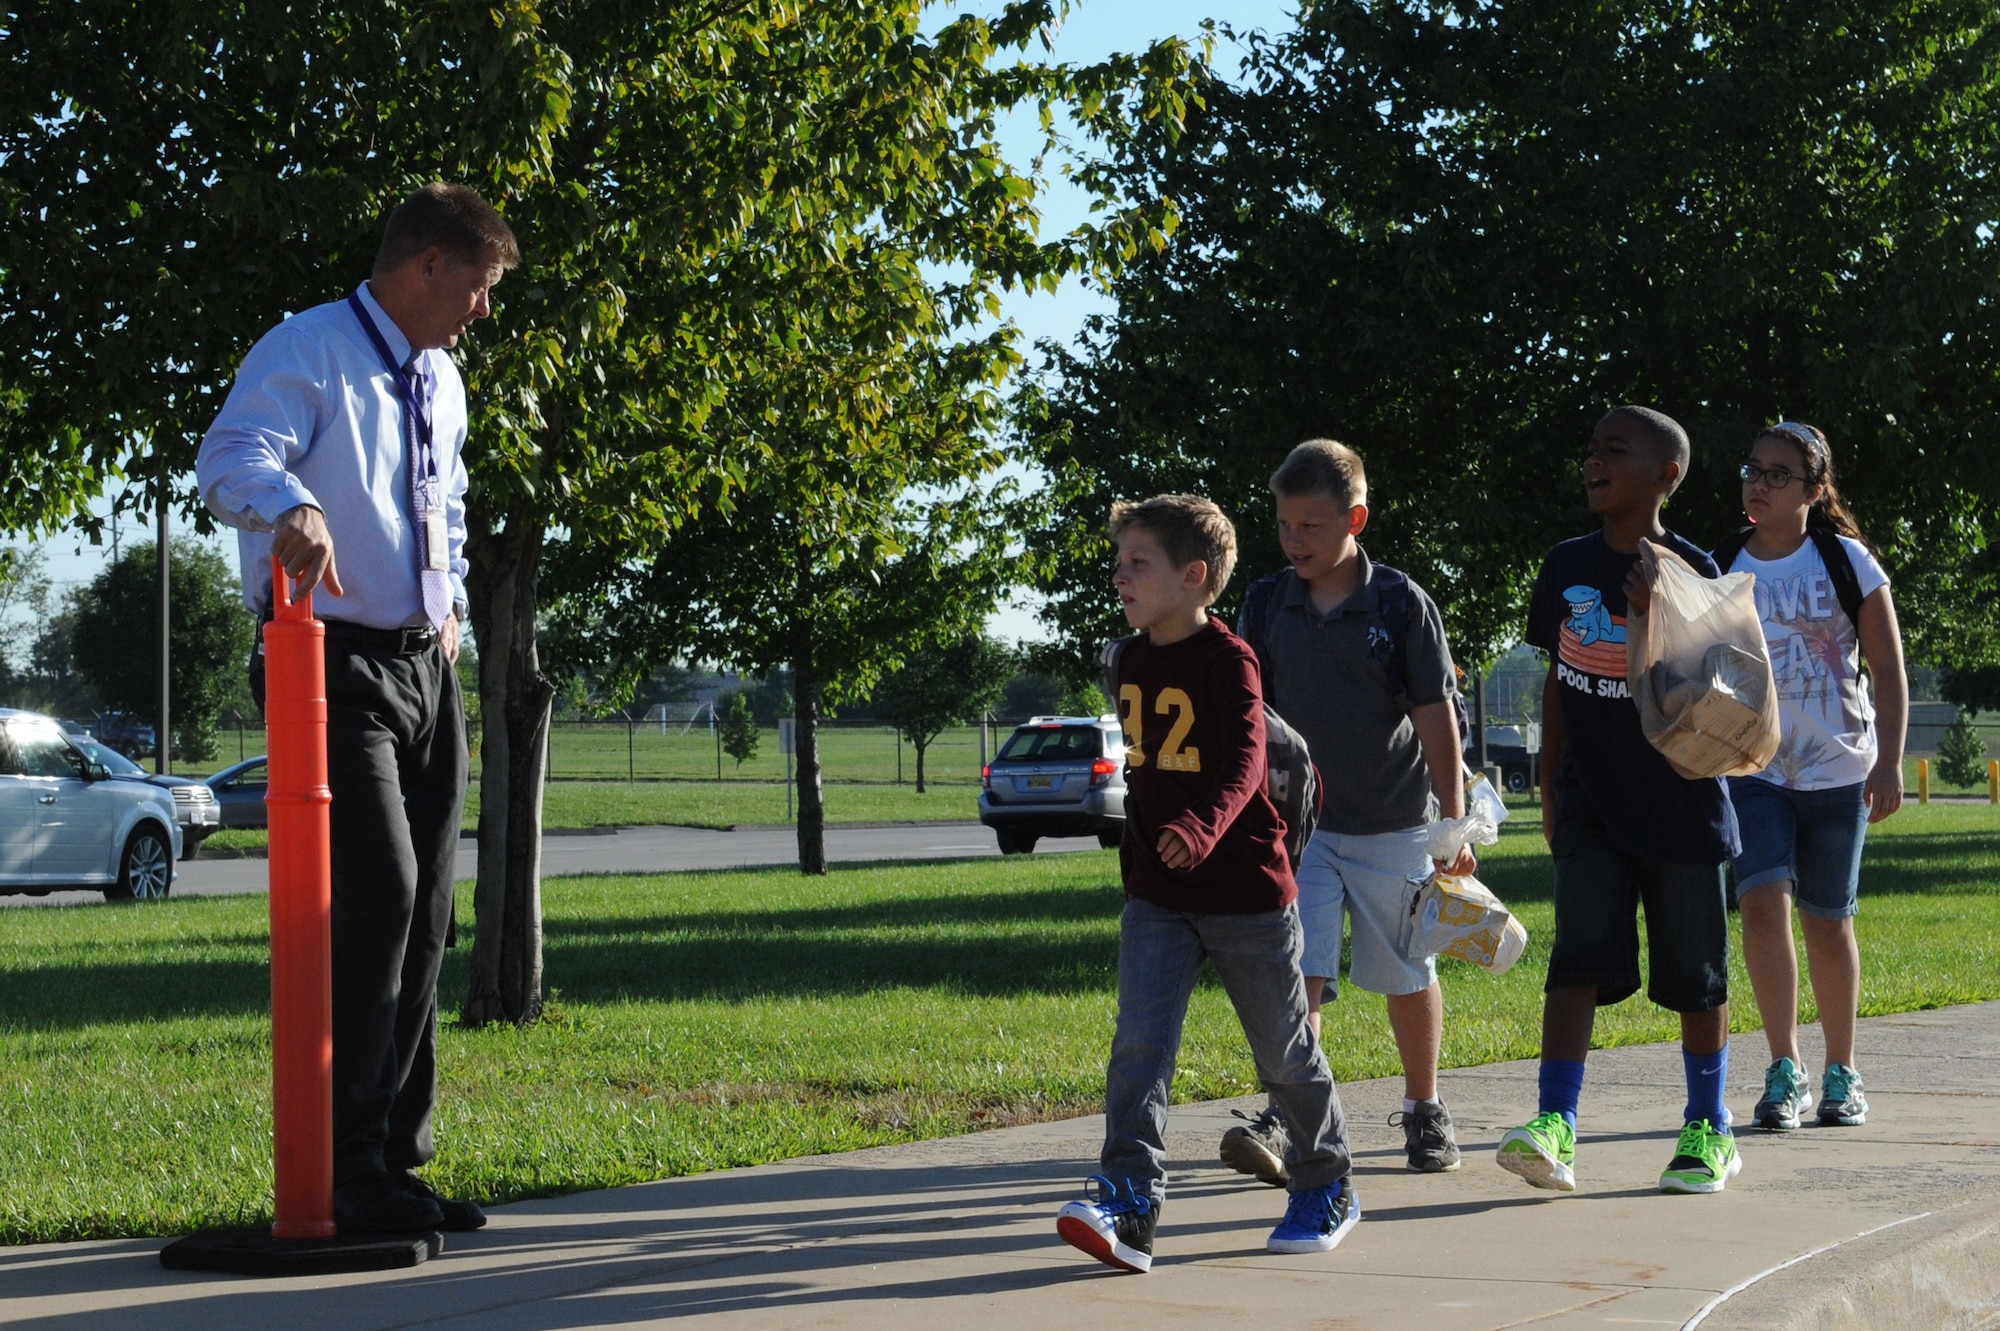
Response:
[1464,770,1511,826]
[1625,538,1780,780]
[1401,811,1528,975]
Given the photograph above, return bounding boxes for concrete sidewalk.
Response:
[6,1002,1998,1330]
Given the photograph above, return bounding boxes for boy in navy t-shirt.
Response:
[1054,494,1358,1273]
[1496,406,1745,1196]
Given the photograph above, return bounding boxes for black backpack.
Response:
[1100,634,1322,870]
[1710,525,1867,627]
[1238,564,1474,748]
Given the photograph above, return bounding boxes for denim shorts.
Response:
[1294,826,1437,997]
[1728,777,1867,920]
[1547,809,1729,1012]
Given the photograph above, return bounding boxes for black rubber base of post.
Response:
[160,1225,443,1277]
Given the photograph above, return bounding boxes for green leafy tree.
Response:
[554,473,1024,870]
[0,546,51,703]
[1022,0,2000,679]
[1000,669,1066,721]
[1060,680,1110,718]
[3,1,1199,1015]
[877,635,1016,793]
[718,692,760,772]
[67,542,254,765]
[1936,711,1988,788]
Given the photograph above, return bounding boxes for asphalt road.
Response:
[0,821,1109,907]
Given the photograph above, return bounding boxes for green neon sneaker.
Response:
[1659,1119,1743,1193]
[1496,1111,1577,1192]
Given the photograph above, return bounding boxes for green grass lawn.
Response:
[4,803,1995,1244]
[198,779,981,855]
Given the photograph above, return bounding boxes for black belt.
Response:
[321,619,439,655]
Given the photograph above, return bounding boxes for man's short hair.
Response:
[1269,438,1367,509]
[1598,406,1690,494]
[374,182,521,275]
[1107,494,1238,604]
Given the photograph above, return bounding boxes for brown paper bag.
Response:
[1625,539,1780,779]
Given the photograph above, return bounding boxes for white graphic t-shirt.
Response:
[1722,534,1889,790]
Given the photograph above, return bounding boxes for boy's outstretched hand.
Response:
[1156,827,1195,871]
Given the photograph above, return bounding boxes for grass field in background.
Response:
[198,718,2000,799]
[198,779,985,856]
[3,802,1996,1243]
[201,721,993,787]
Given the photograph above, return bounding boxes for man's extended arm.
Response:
[196,329,343,598]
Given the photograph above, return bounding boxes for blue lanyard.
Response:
[347,290,437,489]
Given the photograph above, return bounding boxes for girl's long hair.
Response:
[1755,421,1874,552]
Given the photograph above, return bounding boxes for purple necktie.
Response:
[405,353,452,632]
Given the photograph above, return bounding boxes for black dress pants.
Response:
[320,634,466,1184]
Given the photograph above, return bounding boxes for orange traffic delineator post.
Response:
[264,555,336,1240]
[161,557,438,1276]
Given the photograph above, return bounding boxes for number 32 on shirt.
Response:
[1118,684,1202,772]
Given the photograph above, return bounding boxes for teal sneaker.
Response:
[1752,1057,1814,1131]
[1659,1119,1742,1193]
[1496,1111,1577,1192]
[1819,1064,1869,1126]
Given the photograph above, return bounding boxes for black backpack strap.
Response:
[1237,571,1285,684]
[1374,562,1472,746]
[1371,564,1416,696]
[1807,525,1867,628]
[1711,527,1755,577]
[1718,524,1866,628]
[1101,634,1155,731]
[1099,636,1131,717]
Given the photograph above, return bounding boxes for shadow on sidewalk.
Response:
[1,1158,1142,1330]
[3,1141,1605,1331]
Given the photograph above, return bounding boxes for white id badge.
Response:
[425,508,449,571]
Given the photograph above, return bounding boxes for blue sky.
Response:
[971,0,1296,640]
[13,2,1300,653]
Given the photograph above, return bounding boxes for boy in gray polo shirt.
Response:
[1220,439,1477,1178]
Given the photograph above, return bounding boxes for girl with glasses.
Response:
[1714,422,1907,1132]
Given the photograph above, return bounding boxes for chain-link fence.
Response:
[218,713,995,785]
[540,717,989,784]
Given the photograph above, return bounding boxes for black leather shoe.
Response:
[333,1171,444,1233]
[396,1170,487,1231]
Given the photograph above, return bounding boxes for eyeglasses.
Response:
[1739,462,1802,489]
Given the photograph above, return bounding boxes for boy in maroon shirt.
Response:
[1055,495,1358,1274]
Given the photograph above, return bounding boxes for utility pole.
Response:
[156,471,172,775]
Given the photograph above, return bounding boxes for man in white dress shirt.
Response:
[197,183,517,1234]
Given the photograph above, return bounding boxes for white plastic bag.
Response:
[1403,811,1527,975]
[1463,770,1511,827]
[1626,539,1781,780]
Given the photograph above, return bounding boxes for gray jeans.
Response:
[1102,897,1352,1203]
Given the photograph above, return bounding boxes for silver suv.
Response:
[0,709,182,900]
[978,714,1127,855]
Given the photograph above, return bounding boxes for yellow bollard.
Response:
[1989,759,1998,806]
[1918,758,1930,804]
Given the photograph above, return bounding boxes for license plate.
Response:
[1026,775,1053,789]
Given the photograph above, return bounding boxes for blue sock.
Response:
[1683,1045,1732,1132]
[1538,1059,1585,1128]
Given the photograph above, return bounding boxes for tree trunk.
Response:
[792,540,827,875]
[461,499,555,1026]
[913,737,928,794]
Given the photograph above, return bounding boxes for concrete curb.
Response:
[1696,1197,2000,1330]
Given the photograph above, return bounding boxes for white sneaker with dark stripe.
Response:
[1057,1175,1158,1273]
